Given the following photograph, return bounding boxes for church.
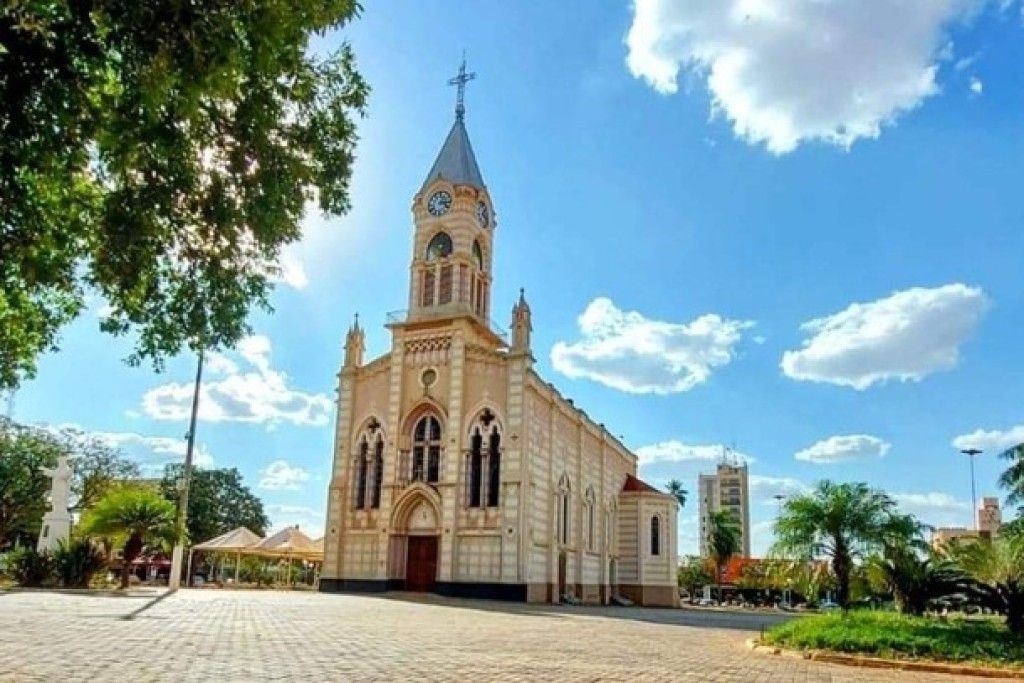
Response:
[320,64,678,607]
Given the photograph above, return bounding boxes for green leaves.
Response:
[77,485,176,548]
[158,464,269,544]
[1,0,368,388]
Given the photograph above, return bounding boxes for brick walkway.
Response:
[0,589,1004,681]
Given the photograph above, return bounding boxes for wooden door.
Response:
[405,536,438,592]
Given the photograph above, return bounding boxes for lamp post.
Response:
[168,349,204,589]
[960,448,982,531]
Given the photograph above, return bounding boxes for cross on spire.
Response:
[448,53,476,121]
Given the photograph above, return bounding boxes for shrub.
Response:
[53,539,107,588]
[4,547,55,587]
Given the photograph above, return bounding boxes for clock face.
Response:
[427,190,452,216]
[475,201,489,227]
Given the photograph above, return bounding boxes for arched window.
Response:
[426,232,453,261]
[353,437,369,509]
[650,516,661,556]
[370,435,384,508]
[412,415,442,484]
[473,240,484,271]
[468,427,483,507]
[584,487,596,552]
[487,426,501,506]
[557,475,571,546]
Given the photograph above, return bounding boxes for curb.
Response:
[746,638,1024,679]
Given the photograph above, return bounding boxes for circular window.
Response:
[421,368,438,387]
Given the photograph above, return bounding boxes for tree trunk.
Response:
[120,531,143,589]
[832,545,851,610]
[1006,587,1024,635]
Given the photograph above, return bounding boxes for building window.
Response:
[426,232,453,261]
[353,438,368,509]
[421,270,435,307]
[459,264,468,303]
[557,475,571,545]
[371,436,384,508]
[650,516,661,556]
[487,426,501,506]
[412,415,442,484]
[585,487,596,552]
[438,265,453,304]
[468,428,483,507]
[473,239,484,270]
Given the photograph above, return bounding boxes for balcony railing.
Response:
[386,308,508,344]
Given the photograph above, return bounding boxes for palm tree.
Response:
[78,487,176,588]
[947,535,1024,634]
[707,510,741,598]
[997,443,1024,508]
[665,479,687,508]
[868,547,971,616]
[772,481,918,609]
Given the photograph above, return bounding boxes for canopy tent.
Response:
[187,527,264,585]
[186,525,323,587]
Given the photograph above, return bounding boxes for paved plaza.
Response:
[0,589,1008,681]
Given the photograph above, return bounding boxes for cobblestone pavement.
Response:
[0,589,1009,681]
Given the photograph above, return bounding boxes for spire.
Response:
[511,288,532,354]
[344,314,365,368]
[421,57,485,191]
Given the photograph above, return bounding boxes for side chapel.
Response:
[320,63,678,606]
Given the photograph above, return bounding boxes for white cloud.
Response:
[625,0,983,153]
[551,298,752,394]
[794,434,890,464]
[894,491,971,526]
[259,460,311,490]
[953,424,1024,453]
[142,334,332,427]
[269,252,309,290]
[970,76,984,94]
[265,504,324,539]
[781,284,987,390]
[749,474,809,502]
[44,424,214,475]
[636,440,754,467]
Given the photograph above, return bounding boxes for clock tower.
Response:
[407,58,496,334]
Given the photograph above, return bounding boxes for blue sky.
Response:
[11,1,1024,555]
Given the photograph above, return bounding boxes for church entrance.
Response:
[406,536,438,592]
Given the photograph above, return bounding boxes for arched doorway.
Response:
[390,485,441,593]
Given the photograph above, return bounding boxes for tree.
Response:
[0,418,61,549]
[665,479,687,508]
[158,465,268,544]
[772,481,917,610]
[707,510,742,596]
[998,443,1024,512]
[947,535,1024,634]
[1,1,369,390]
[52,426,140,512]
[677,555,712,600]
[867,548,971,616]
[78,487,176,588]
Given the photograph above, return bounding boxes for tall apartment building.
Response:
[698,457,751,559]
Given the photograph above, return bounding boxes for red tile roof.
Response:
[622,474,661,494]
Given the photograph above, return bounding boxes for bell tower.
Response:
[408,58,496,328]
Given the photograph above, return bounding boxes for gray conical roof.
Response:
[422,117,485,190]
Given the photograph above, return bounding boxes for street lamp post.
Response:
[960,448,982,531]
[168,350,204,589]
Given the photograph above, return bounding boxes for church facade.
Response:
[320,83,678,607]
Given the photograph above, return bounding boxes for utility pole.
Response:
[168,350,204,589]
[960,448,982,531]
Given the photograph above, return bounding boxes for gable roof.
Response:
[422,118,485,190]
[622,474,662,494]
[191,526,263,551]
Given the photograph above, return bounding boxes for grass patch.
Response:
[764,610,1024,669]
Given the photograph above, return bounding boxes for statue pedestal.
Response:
[37,511,71,553]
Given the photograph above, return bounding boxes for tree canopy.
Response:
[159,464,269,544]
[707,509,742,589]
[772,480,921,609]
[1,0,368,389]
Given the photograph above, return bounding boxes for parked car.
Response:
[818,600,840,611]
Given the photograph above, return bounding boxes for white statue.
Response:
[37,457,73,552]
